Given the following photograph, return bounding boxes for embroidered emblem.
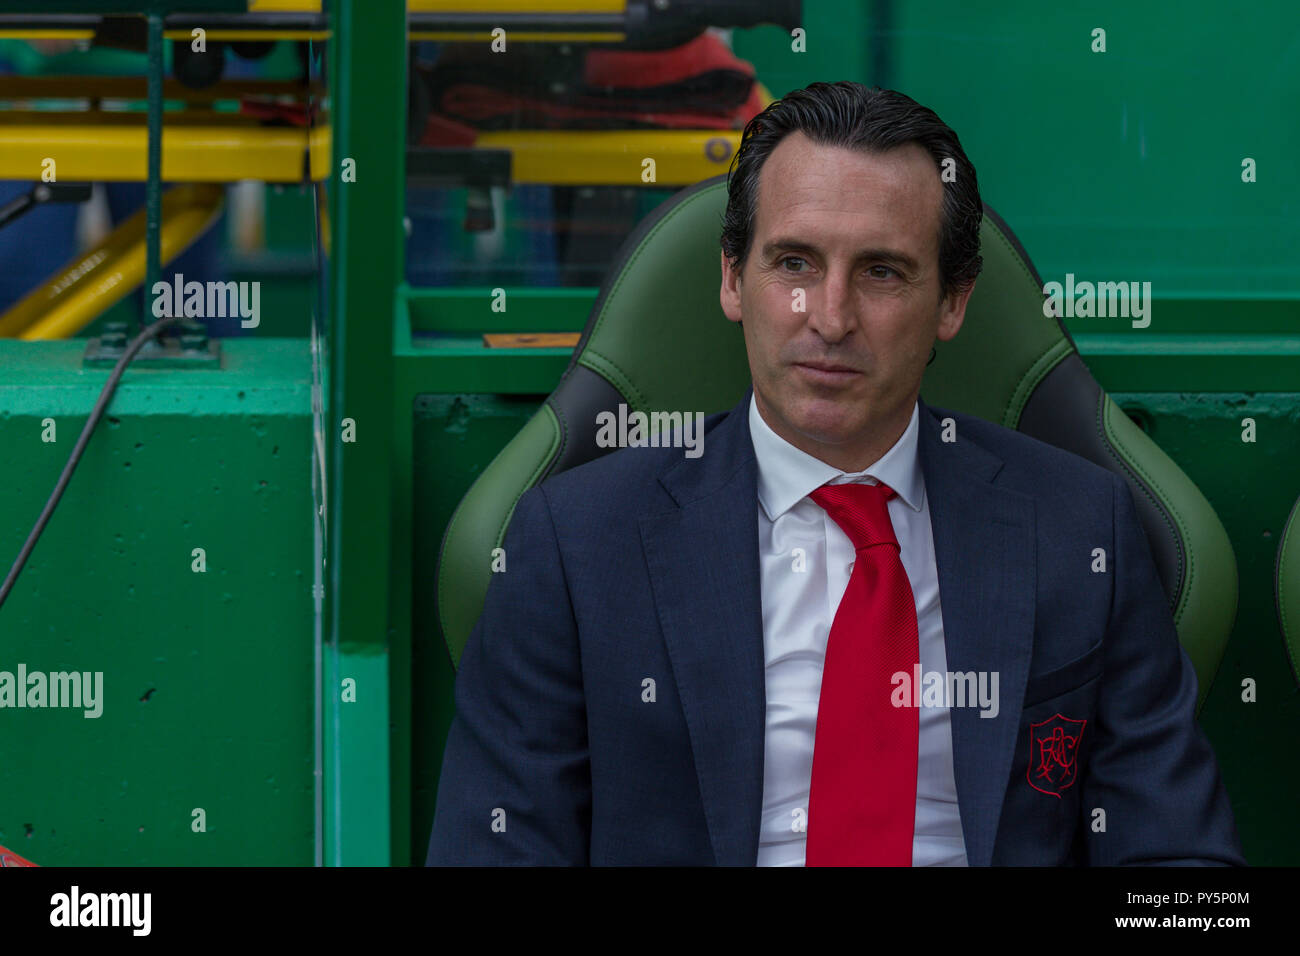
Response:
[1027,713,1086,797]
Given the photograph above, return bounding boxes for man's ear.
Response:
[720,249,743,325]
[936,278,975,343]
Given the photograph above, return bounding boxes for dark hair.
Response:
[721,81,983,302]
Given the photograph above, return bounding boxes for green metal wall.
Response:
[732,0,1299,298]
[1116,393,1300,865]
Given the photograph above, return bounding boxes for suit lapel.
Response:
[639,388,766,866]
[916,399,1036,866]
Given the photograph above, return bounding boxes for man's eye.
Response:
[780,257,807,272]
[868,265,899,279]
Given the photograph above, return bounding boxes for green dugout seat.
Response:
[1278,494,1300,687]
[435,173,1239,714]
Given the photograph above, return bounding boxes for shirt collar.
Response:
[749,391,925,522]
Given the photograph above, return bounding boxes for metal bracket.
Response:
[83,320,221,369]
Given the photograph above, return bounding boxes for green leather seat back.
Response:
[1278,495,1300,686]
[436,173,1238,713]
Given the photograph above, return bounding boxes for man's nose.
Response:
[809,266,856,341]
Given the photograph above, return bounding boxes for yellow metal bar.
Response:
[0,31,95,40]
[0,113,330,182]
[0,1,629,32]
[250,0,322,9]
[0,183,223,340]
[474,129,741,185]
[307,124,329,182]
[163,29,329,40]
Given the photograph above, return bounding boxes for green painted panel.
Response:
[0,338,314,865]
[737,1,1300,296]
[1111,392,1300,865]
[410,392,546,866]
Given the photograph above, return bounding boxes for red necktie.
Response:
[805,480,919,866]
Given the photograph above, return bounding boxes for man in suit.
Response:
[427,81,1243,865]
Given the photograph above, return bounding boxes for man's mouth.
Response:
[794,361,861,383]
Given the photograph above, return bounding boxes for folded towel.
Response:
[417,31,761,134]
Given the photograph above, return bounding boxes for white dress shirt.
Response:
[750,393,968,866]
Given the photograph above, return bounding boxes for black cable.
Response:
[0,191,36,230]
[0,315,183,612]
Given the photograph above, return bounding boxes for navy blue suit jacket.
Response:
[427,388,1244,865]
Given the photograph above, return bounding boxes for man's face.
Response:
[720,132,974,471]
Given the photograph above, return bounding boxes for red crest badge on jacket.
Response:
[1027,713,1087,797]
